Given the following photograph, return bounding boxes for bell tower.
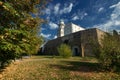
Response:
[58,20,65,37]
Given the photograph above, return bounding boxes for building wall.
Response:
[71,23,85,33]
[58,22,85,37]
[96,29,106,45]
[64,23,72,35]
[42,28,105,57]
[80,29,98,56]
[64,23,85,36]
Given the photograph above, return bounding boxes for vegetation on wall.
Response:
[0,0,47,67]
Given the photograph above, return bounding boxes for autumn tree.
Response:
[0,0,47,67]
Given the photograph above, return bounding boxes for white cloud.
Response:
[41,33,51,38]
[54,3,60,14]
[115,20,120,26]
[110,2,120,20]
[49,22,58,29]
[109,2,120,8]
[84,13,88,16]
[43,4,53,15]
[93,20,120,32]
[80,12,88,20]
[41,28,45,31]
[111,13,118,20]
[44,8,51,15]
[72,11,88,21]
[60,3,73,14]
[98,7,104,12]
[53,35,57,39]
[43,2,74,16]
[93,1,120,32]
[72,16,79,20]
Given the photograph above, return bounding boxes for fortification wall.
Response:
[42,28,105,57]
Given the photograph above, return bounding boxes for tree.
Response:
[57,44,72,58]
[92,31,120,72]
[0,0,47,67]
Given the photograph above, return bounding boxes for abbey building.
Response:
[42,21,105,57]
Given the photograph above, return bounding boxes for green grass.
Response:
[0,56,120,80]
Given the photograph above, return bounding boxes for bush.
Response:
[57,44,72,58]
[92,32,120,72]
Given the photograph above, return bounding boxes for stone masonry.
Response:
[42,28,105,57]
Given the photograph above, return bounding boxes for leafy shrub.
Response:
[57,44,72,58]
[92,32,120,72]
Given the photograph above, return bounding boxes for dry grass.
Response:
[0,56,120,80]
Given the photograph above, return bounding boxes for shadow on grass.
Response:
[38,55,62,59]
[0,66,6,74]
[49,61,100,72]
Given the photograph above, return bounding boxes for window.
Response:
[63,40,69,44]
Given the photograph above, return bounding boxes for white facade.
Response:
[71,23,85,33]
[58,21,85,37]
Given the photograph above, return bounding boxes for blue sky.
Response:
[40,0,120,39]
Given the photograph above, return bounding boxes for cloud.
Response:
[49,22,58,29]
[84,13,88,16]
[41,33,51,38]
[72,11,88,21]
[109,2,120,8]
[44,8,51,15]
[53,35,57,39]
[60,3,73,14]
[80,12,88,20]
[41,28,45,31]
[98,7,104,12]
[72,15,79,20]
[44,3,73,16]
[41,33,51,39]
[54,3,60,14]
[93,1,120,32]
[109,2,120,20]
[43,4,53,15]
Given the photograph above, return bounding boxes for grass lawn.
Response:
[0,56,120,80]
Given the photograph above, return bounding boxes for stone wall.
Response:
[42,28,105,57]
